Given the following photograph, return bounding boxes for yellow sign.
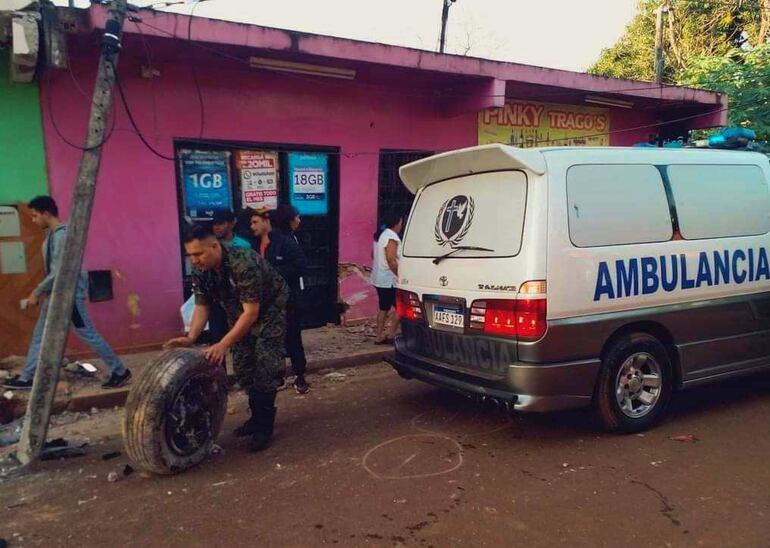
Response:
[478,101,610,147]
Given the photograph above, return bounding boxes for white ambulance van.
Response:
[386,144,770,432]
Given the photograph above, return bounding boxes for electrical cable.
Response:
[113,61,175,160]
[44,3,118,153]
[188,0,206,138]
[116,16,767,157]
[132,17,768,102]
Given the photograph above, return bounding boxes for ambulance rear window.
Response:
[402,170,527,258]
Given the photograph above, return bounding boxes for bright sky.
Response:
[60,0,639,72]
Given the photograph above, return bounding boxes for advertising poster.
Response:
[180,150,232,221]
[478,101,610,147]
[288,152,329,216]
[236,150,279,210]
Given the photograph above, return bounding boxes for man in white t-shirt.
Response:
[371,214,403,344]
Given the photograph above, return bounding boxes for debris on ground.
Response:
[39,439,88,461]
[107,472,120,483]
[101,451,121,461]
[670,434,699,443]
[3,391,13,401]
[0,418,23,448]
[62,361,98,378]
[210,444,224,456]
[324,372,347,381]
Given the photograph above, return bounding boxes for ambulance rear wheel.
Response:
[594,333,672,433]
[123,348,228,475]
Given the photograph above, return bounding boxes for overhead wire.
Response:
[91,8,766,160]
[45,6,117,151]
[187,0,206,138]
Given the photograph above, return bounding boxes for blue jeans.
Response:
[21,298,126,381]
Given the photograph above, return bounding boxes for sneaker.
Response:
[294,376,310,395]
[3,376,33,390]
[101,369,132,389]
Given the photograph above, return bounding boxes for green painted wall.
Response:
[0,51,48,204]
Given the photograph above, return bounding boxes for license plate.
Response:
[433,306,464,328]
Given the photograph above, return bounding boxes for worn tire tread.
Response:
[123,349,226,475]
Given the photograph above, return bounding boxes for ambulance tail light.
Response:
[396,289,423,322]
[470,281,547,341]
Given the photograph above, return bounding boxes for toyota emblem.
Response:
[439,276,448,287]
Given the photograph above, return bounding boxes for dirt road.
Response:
[2,362,770,547]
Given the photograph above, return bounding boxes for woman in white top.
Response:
[371,213,403,344]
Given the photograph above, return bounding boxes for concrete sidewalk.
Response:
[1,323,394,423]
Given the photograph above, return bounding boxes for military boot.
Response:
[233,389,262,437]
[249,390,277,452]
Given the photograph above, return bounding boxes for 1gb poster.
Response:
[180,149,233,221]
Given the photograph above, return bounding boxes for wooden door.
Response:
[0,204,44,359]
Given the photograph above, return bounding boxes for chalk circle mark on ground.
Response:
[362,434,464,480]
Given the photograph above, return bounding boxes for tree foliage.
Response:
[591,0,767,82]
[680,44,770,141]
[590,0,769,142]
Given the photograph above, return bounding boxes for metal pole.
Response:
[439,0,452,53]
[16,0,128,468]
[654,3,667,84]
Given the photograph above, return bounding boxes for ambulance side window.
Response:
[567,164,673,247]
[666,164,770,240]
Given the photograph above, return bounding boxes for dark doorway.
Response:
[175,139,340,330]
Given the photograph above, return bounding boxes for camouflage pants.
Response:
[230,300,287,393]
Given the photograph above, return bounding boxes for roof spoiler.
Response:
[398,144,547,194]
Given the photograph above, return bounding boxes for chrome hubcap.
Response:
[615,352,663,418]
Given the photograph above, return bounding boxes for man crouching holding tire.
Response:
[165,224,289,452]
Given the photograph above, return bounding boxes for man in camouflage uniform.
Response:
[165,224,288,451]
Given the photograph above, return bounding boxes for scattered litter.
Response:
[212,480,231,487]
[394,498,407,504]
[78,496,97,506]
[650,461,663,467]
[167,491,173,496]
[210,444,224,456]
[670,434,699,443]
[101,452,122,461]
[636,433,645,437]
[40,439,88,461]
[6,502,26,510]
[90,407,99,415]
[324,372,347,381]
[107,472,120,483]
[123,465,134,477]
[3,391,13,401]
[63,361,97,378]
[276,463,282,470]
[0,418,23,448]
[562,463,569,468]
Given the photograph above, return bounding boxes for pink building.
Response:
[41,5,726,352]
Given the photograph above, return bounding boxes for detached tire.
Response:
[123,349,227,475]
[594,333,673,433]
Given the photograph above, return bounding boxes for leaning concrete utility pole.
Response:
[654,2,669,84]
[16,0,128,468]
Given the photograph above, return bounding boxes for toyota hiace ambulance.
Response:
[386,143,770,432]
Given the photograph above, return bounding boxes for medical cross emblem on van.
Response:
[435,195,475,246]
